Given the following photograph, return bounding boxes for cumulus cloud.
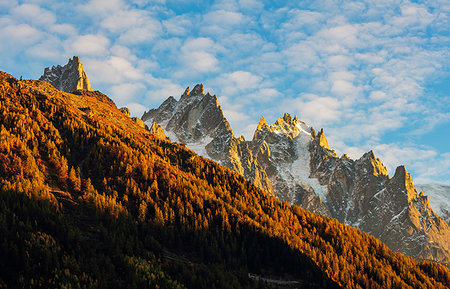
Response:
[0,0,448,185]
[219,71,262,95]
[84,56,143,85]
[26,36,63,60]
[126,102,148,118]
[78,0,125,16]
[163,15,193,36]
[68,34,110,56]
[0,23,42,54]
[101,10,162,44]
[0,0,17,9]
[200,9,249,35]
[144,78,184,104]
[10,4,56,27]
[110,82,147,105]
[178,38,221,74]
[284,94,342,126]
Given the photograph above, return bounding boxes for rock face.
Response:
[142,84,274,195]
[143,84,450,264]
[149,122,170,141]
[39,56,93,92]
[416,184,450,224]
[131,117,146,129]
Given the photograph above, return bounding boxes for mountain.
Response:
[39,56,93,92]
[142,84,274,195]
[143,84,450,264]
[416,184,450,224]
[2,70,450,288]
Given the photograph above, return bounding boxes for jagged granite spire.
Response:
[39,56,93,92]
[149,122,170,141]
[143,87,450,263]
[141,84,274,195]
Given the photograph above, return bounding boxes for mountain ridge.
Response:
[143,83,450,264]
[39,56,93,92]
[1,70,450,288]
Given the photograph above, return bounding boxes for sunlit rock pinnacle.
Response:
[39,56,93,92]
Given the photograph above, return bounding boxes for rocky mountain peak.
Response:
[341,153,350,159]
[312,128,330,150]
[359,150,389,177]
[283,112,292,123]
[182,86,190,96]
[191,84,204,96]
[270,113,311,140]
[143,85,450,263]
[390,165,417,202]
[149,122,169,141]
[39,56,93,93]
[253,117,269,141]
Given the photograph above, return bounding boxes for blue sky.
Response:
[0,0,449,185]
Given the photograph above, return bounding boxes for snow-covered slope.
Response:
[143,84,450,264]
[416,184,450,224]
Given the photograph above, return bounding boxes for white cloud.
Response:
[327,55,355,69]
[110,82,146,105]
[283,94,342,126]
[178,38,221,74]
[0,0,17,9]
[330,80,358,97]
[238,0,263,11]
[145,78,184,104]
[10,4,56,27]
[220,71,262,95]
[0,23,42,52]
[391,4,435,30]
[247,88,280,102]
[26,37,62,60]
[182,51,219,73]
[49,23,77,36]
[317,24,360,49]
[200,9,249,35]
[283,42,320,72]
[204,9,246,26]
[84,56,143,85]
[0,0,448,185]
[126,102,148,118]
[101,9,162,44]
[369,91,388,101]
[163,15,193,36]
[68,34,110,56]
[78,0,126,16]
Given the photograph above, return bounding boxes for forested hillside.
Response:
[0,71,449,288]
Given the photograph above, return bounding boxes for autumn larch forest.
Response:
[0,71,449,288]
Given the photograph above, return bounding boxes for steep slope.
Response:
[416,184,450,224]
[142,84,274,195]
[2,71,450,288]
[143,84,450,264]
[39,56,93,92]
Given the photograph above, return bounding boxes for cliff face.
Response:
[143,84,450,264]
[142,84,274,195]
[310,140,450,263]
[39,56,93,92]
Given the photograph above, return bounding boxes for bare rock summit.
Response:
[39,56,93,93]
[143,85,450,264]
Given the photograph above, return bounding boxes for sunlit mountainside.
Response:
[1,68,450,289]
[143,84,450,263]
